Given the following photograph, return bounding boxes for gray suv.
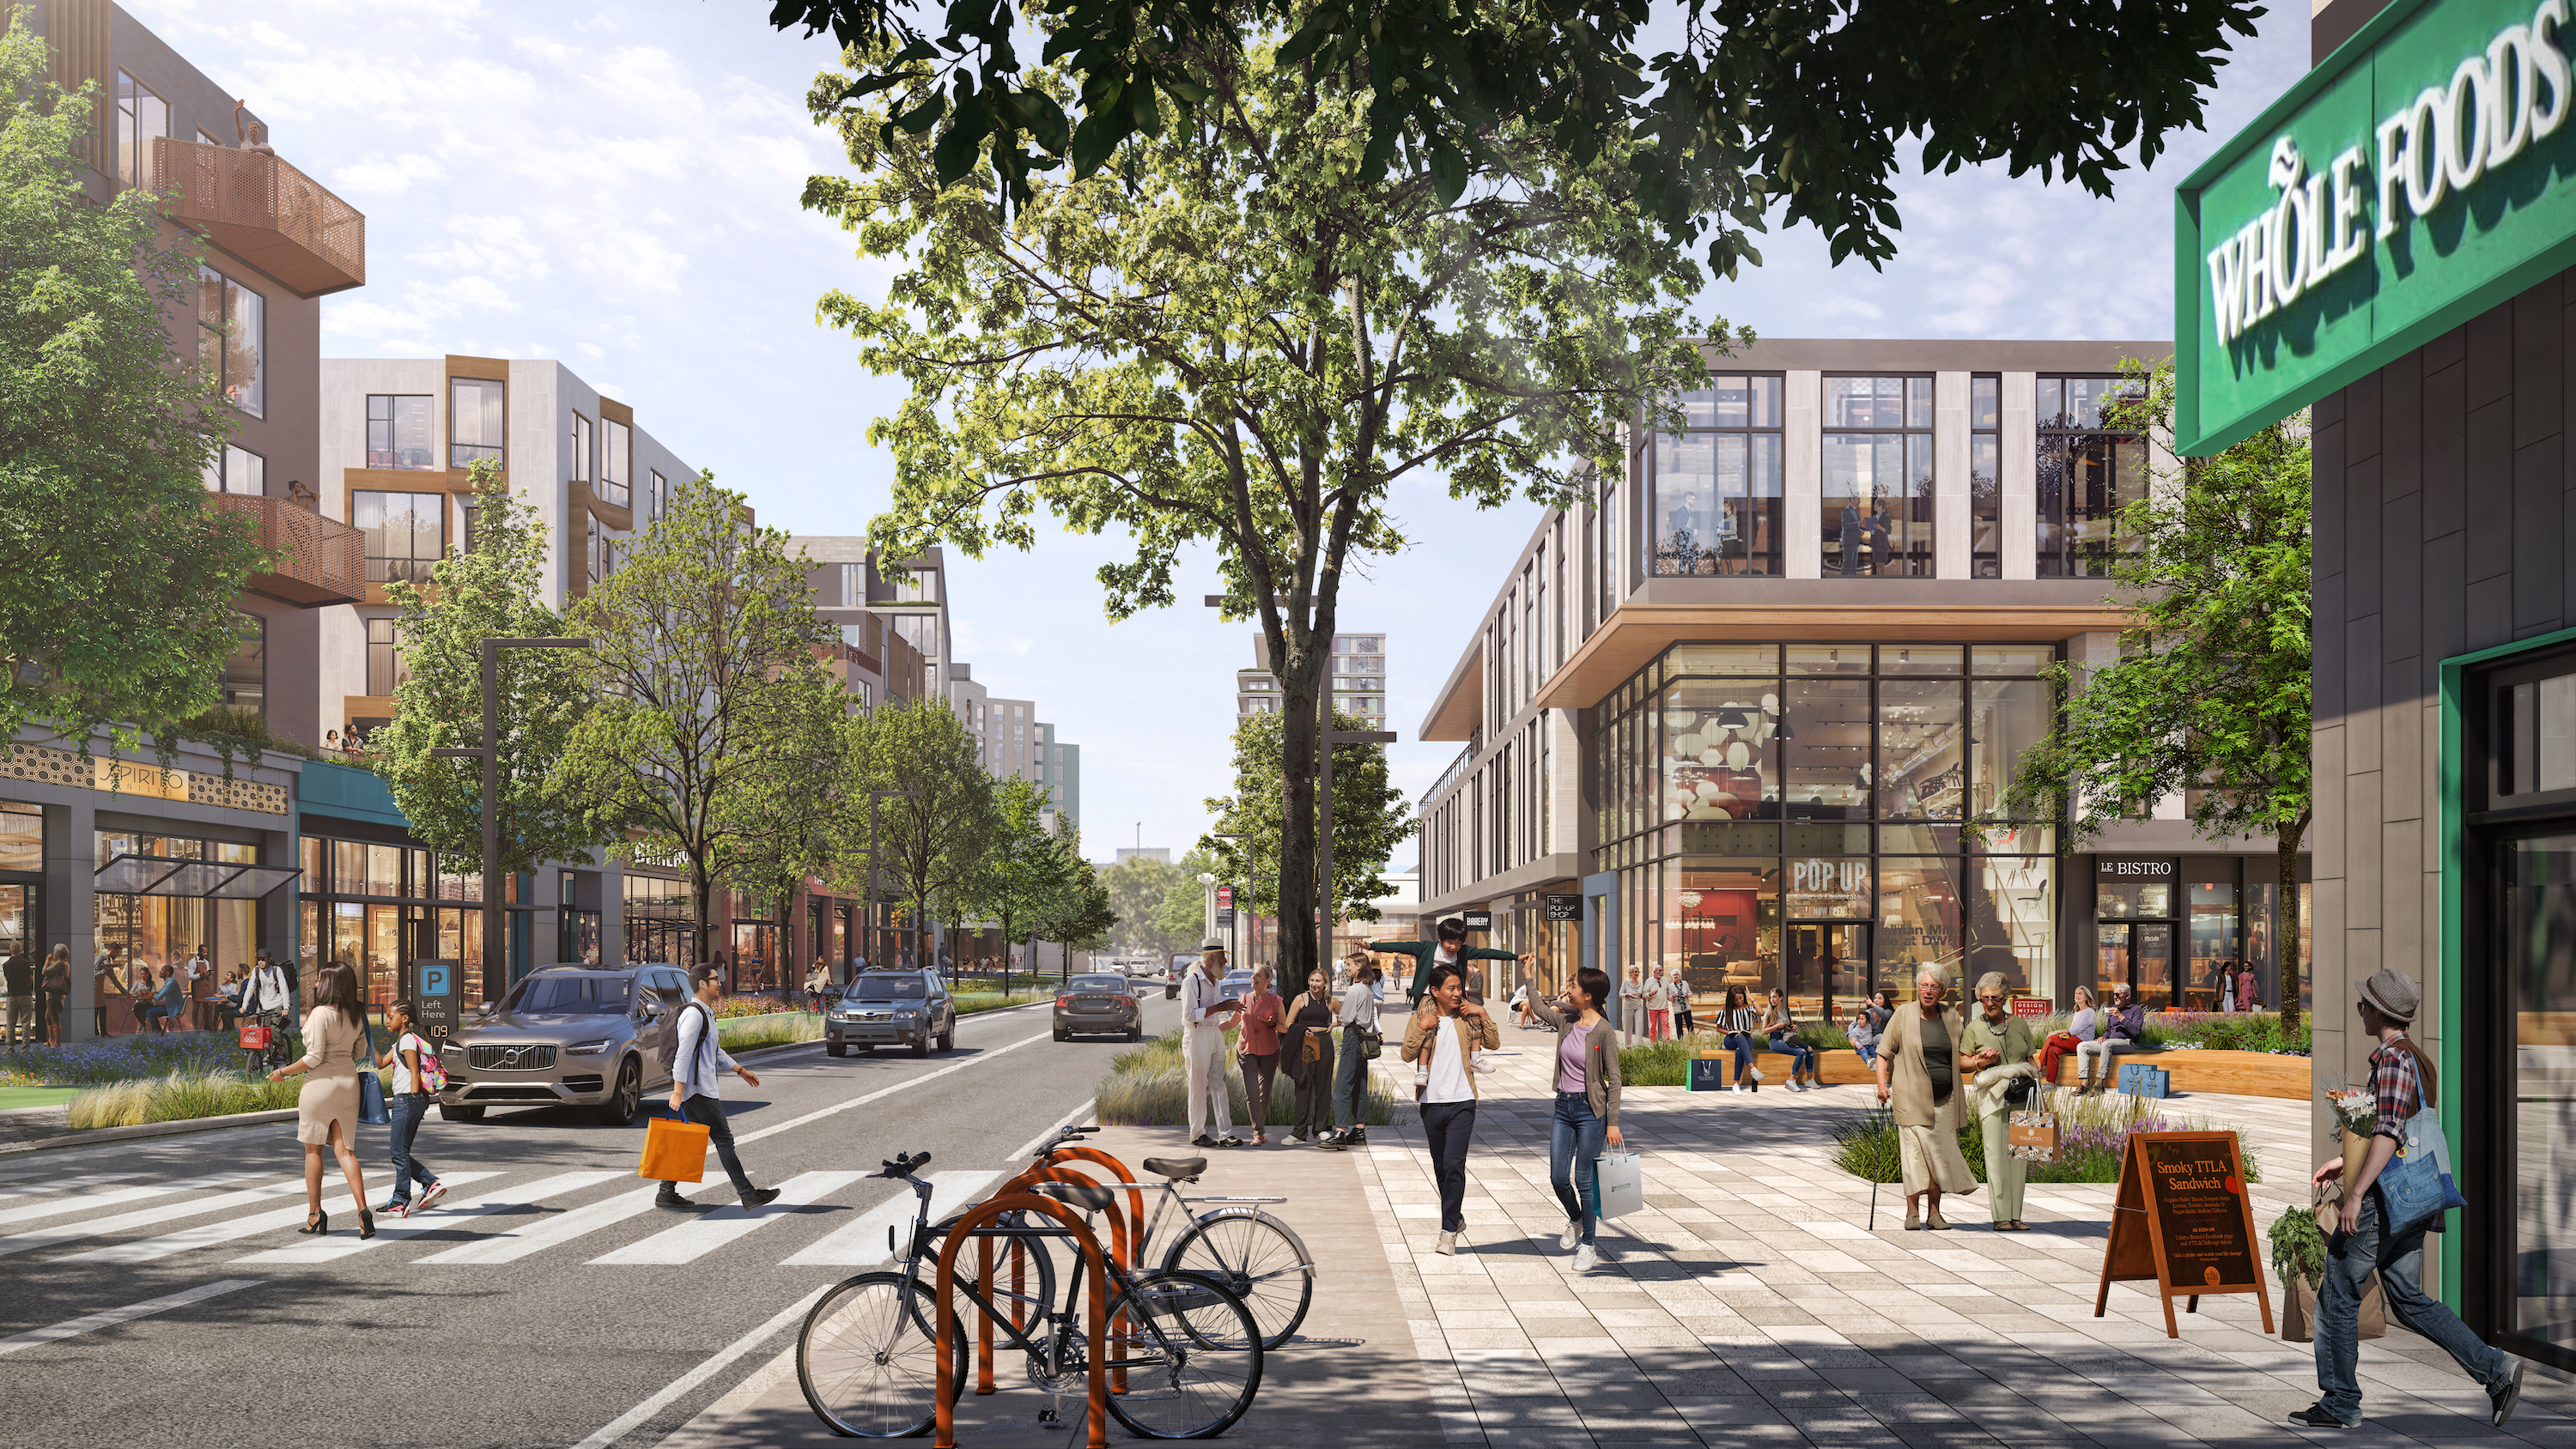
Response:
[826,969,957,1058]
[437,963,687,1125]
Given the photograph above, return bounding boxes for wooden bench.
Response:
[1685,1045,2310,1098]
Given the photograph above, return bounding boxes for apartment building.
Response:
[1033,720,1080,836]
[1411,339,2305,1018]
[1236,634,1388,722]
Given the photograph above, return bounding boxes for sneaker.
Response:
[1729,1083,1744,1094]
[1435,1230,1457,1257]
[1572,1244,1598,1272]
[1559,1219,1583,1252]
[1748,1067,1763,1086]
[654,1192,696,1212]
[416,1180,449,1212]
[2287,1405,2357,1429]
[740,1186,781,1210]
[1788,1079,1807,1093]
[1189,1134,1218,1148]
[2493,1361,2527,1428]
[1343,1127,1367,1147]
[376,1197,410,1219]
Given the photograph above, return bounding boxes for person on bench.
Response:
[2076,981,2145,1094]
[1719,986,1764,1093]
[1850,988,1893,1069]
[1762,987,1820,1092]
[2036,985,2094,1088]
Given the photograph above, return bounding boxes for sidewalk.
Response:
[1358,1032,2575,1449]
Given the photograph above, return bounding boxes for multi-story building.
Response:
[1236,633,1388,723]
[1409,339,2306,1017]
[1033,720,1080,836]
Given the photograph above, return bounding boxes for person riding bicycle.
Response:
[240,951,296,1070]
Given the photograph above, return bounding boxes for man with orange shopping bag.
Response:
[655,966,780,1212]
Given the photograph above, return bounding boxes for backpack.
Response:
[404,1031,448,1092]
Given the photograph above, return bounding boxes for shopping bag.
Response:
[2281,1270,2386,1342]
[639,1113,710,1183]
[356,1024,390,1126]
[2006,1109,2059,1162]
[1595,1151,1645,1220]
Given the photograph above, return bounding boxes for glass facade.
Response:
[1591,644,2057,1018]
[1649,375,1783,576]
[297,832,491,1007]
[1821,377,1934,578]
[93,832,264,1026]
[2036,376,2147,578]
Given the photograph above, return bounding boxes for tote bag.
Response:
[355,1022,391,1126]
[640,1112,710,1183]
[1596,1151,1645,1220]
[2375,1103,2469,1233]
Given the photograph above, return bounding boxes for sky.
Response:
[125,0,2313,869]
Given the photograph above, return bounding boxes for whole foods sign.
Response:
[2177,0,2576,454]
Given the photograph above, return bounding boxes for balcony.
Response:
[149,138,365,297]
[210,494,365,607]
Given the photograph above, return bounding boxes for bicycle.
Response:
[797,1149,1265,1440]
[1020,1125,1315,1349]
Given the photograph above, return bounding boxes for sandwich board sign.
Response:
[2095,1131,2274,1337]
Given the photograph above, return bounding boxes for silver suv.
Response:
[825,969,957,1058]
[437,963,687,1125]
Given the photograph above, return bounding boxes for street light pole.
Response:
[429,635,591,1002]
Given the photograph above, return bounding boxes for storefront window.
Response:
[1661,678,1777,822]
[1877,678,1964,819]
[0,801,37,870]
[1783,677,1870,821]
[2185,876,2240,1010]
[1877,858,1964,996]
[1671,858,1774,1007]
[1970,852,2053,998]
[1969,677,2050,817]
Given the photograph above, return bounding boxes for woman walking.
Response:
[266,964,375,1238]
[1528,967,1623,1271]
[373,1000,450,1218]
[1404,963,1501,1255]
[1235,966,1285,1145]
[38,945,70,1047]
[1719,986,1764,1093]
[1281,967,1337,1144]
[1850,987,1893,1069]
[1762,988,1820,1091]
[1962,972,2038,1231]
[1872,967,1978,1230]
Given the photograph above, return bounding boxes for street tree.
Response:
[846,697,999,973]
[375,463,609,880]
[0,18,269,756]
[720,679,860,969]
[1200,707,1413,925]
[1030,821,1119,974]
[812,32,1710,996]
[1155,846,1224,952]
[2003,361,2314,1028]
[1101,854,1190,957]
[768,0,2263,275]
[957,774,1064,981]
[554,472,844,967]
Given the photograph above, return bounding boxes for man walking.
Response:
[1321,950,1379,1150]
[1368,919,1527,1012]
[1182,943,1244,1149]
[657,965,781,1212]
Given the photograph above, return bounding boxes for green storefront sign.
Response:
[2176,0,2576,454]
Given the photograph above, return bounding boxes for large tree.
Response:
[2004,361,2313,1028]
[811,28,1711,997]
[958,774,1072,979]
[1101,854,1191,957]
[1030,821,1119,970]
[554,472,846,968]
[0,17,269,755]
[1200,706,1412,925]
[768,0,2263,273]
[846,697,999,972]
[376,463,609,881]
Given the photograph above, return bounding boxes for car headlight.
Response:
[897,1009,923,1020]
[567,1038,613,1056]
[440,1042,463,1055]
[830,1009,858,1021]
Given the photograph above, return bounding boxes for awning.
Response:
[94,853,303,900]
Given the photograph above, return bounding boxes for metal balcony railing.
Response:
[150,138,366,297]
[210,494,365,606]
[1421,731,1481,811]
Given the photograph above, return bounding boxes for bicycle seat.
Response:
[1034,1180,1120,1215]
[1141,1156,1206,1181]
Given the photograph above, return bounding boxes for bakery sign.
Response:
[2177,0,2576,454]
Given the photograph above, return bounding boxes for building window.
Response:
[113,71,166,191]
[366,617,407,696]
[648,469,666,518]
[203,445,264,495]
[1821,376,1932,577]
[220,612,264,715]
[367,396,435,470]
[353,490,444,586]
[2036,377,2147,578]
[1652,374,1783,577]
[450,378,505,470]
[1970,376,2000,579]
[586,515,610,584]
[600,419,631,508]
[198,267,264,417]
[568,414,591,486]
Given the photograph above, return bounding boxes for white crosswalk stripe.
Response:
[587,1171,866,1265]
[0,1171,265,1230]
[412,1180,702,1266]
[46,1173,501,1263]
[0,1173,144,1205]
[233,1172,626,1264]
[781,1170,998,1267]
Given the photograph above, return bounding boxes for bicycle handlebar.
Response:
[1034,1125,1098,1155]
[877,1150,933,1179]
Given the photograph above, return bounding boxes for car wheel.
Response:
[913,1034,929,1058]
[440,1103,484,1123]
[598,1059,641,1125]
[939,1024,954,1052]
[1128,1027,1142,1042]
[825,1041,847,1058]
[1054,1027,1068,1042]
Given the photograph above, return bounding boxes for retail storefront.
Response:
[295,760,518,1006]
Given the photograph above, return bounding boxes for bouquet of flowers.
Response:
[2324,1084,2377,1137]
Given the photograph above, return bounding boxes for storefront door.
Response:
[2094,921,2177,1011]
[1786,922,1868,1020]
[2502,831,2576,1356]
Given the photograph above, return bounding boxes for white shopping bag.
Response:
[1595,1151,1644,1220]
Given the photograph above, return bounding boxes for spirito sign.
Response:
[2177,0,2576,453]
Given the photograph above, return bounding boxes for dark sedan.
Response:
[1054,973,1143,1042]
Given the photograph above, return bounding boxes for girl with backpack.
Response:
[373,1001,451,1218]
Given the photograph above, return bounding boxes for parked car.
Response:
[1054,973,1143,1042]
[1164,952,1200,999]
[827,969,957,1058]
[437,963,687,1125]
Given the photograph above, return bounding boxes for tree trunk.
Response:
[2278,811,2308,1034]
[1269,636,1323,1011]
[690,860,714,978]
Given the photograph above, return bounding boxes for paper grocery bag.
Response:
[1596,1152,1645,1220]
[639,1113,709,1183]
[2281,1271,2385,1342]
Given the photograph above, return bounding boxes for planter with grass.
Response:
[66,1070,306,1130]
[1830,1091,2263,1186]
[1095,1028,1416,1129]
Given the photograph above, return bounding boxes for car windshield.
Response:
[1069,976,1126,993]
[502,974,630,1016]
[853,977,927,1001]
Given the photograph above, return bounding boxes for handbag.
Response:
[2373,1102,2469,1232]
[1595,1151,1645,1219]
[640,1111,710,1182]
[356,1022,390,1127]
[1358,1027,1383,1060]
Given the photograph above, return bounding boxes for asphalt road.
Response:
[0,985,1184,1449]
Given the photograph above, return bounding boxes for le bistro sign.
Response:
[2177,0,2576,453]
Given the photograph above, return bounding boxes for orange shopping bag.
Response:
[639,1113,709,1183]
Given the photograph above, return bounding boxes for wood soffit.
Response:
[346,466,478,494]
[445,355,509,381]
[598,397,634,426]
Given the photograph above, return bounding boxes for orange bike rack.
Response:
[1002,1144,1145,1246]
[974,1163,1134,1394]
[934,1192,1111,1449]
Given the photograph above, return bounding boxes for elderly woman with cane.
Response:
[1872,967,1978,1230]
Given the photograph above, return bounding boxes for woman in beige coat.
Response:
[266,963,375,1238]
[1871,966,1978,1230]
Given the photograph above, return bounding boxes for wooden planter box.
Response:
[1690,1046,2310,1098]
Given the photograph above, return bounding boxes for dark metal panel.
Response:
[2465,397,2515,583]
[2514,437,2565,633]
[2422,354,2468,542]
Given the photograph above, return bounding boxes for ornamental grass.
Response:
[66,1070,303,1129]
[1830,1088,2263,1186]
[1095,1028,1413,1128]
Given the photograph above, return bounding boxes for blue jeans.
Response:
[1769,1032,1816,1078]
[1549,1092,1607,1245]
[1854,1041,1878,1068]
[386,1092,438,1200]
[2315,1189,2510,1422]
[1421,1100,1475,1234]
[1722,1032,1759,1083]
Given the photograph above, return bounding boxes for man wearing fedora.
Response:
[1182,942,1245,1149]
[2294,967,2524,1430]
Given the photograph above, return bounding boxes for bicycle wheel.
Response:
[963,1228,1059,1336]
[1163,1211,1313,1349]
[797,1271,965,1439]
[1098,1269,1264,1440]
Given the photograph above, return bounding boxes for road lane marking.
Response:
[0,1278,265,1356]
[0,1178,311,1258]
[568,1284,824,1449]
[230,1171,625,1264]
[413,1180,708,1265]
[780,1170,999,1267]
[587,1171,865,1265]
[732,1028,1052,1148]
[46,1172,500,1263]
[1002,1097,1097,1163]
[0,1171,265,1229]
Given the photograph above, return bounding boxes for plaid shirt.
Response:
[2369,1037,2422,1143]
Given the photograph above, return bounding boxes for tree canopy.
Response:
[1200,707,1412,924]
[844,696,999,968]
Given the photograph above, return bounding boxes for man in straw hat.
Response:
[1181,942,1245,1149]
[2293,967,2524,1429]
